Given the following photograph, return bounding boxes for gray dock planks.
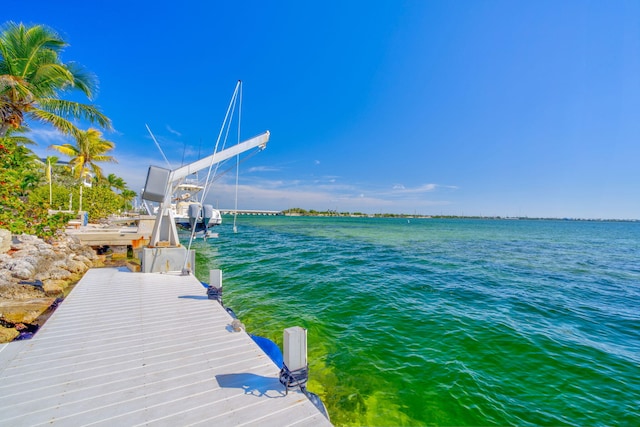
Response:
[0,268,331,426]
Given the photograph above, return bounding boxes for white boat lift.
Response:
[140,131,270,273]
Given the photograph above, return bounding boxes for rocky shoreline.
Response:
[0,229,100,343]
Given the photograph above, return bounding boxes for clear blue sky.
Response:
[6,1,640,219]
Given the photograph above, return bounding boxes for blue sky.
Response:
[6,1,640,219]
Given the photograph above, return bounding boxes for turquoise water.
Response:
[189,217,640,426]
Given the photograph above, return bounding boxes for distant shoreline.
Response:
[226,209,639,222]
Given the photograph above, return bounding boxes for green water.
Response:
[189,217,640,426]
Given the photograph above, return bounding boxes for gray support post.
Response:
[279,326,309,394]
[284,326,307,371]
[207,269,223,303]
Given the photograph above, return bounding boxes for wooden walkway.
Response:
[0,268,332,426]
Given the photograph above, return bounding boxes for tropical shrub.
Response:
[30,184,123,223]
[0,137,72,237]
[78,186,123,222]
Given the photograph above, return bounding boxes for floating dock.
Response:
[0,268,332,426]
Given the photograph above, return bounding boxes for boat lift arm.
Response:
[170,131,269,183]
[143,131,270,247]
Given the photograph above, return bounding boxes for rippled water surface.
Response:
[189,217,640,426]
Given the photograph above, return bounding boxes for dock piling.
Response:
[207,269,223,303]
[280,326,309,394]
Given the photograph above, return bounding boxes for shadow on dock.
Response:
[216,373,286,398]
[177,295,209,300]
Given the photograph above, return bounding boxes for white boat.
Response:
[171,180,222,236]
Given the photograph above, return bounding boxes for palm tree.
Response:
[120,189,137,211]
[0,21,111,137]
[105,173,126,192]
[50,127,117,181]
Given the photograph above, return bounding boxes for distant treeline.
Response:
[283,208,438,218]
[281,208,419,218]
[280,209,638,222]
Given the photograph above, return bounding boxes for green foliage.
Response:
[30,183,73,211]
[0,137,72,237]
[104,173,126,191]
[282,207,309,214]
[30,184,124,222]
[120,189,137,211]
[0,139,25,222]
[81,186,123,221]
[34,211,74,238]
[281,207,429,218]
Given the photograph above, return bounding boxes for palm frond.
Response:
[49,143,79,157]
[92,154,118,163]
[27,108,82,137]
[64,62,98,99]
[31,63,75,96]
[6,134,36,145]
[36,98,112,130]
[22,24,66,80]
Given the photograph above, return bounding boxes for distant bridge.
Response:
[219,209,283,216]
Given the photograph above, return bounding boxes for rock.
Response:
[0,325,19,343]
[65,257,89,274]
[5,256,38,280]
[0,298,55,324]
[0,232,98,328]
[0,283,46,300]
[0,229,10,254]
[48,268,73,281]
[0,269,13,286]
[10,234,38,250]
[74,255,94,268]
[43,279,68,296]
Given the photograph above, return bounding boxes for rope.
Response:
[279,364,309,395]
[207,285,222,304]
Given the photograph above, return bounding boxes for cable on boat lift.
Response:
[145,124,172,169]
[200,80,242,204]
[182,81,244,271]
[233,82,242,233]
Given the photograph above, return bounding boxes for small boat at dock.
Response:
[171,181,222,237]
